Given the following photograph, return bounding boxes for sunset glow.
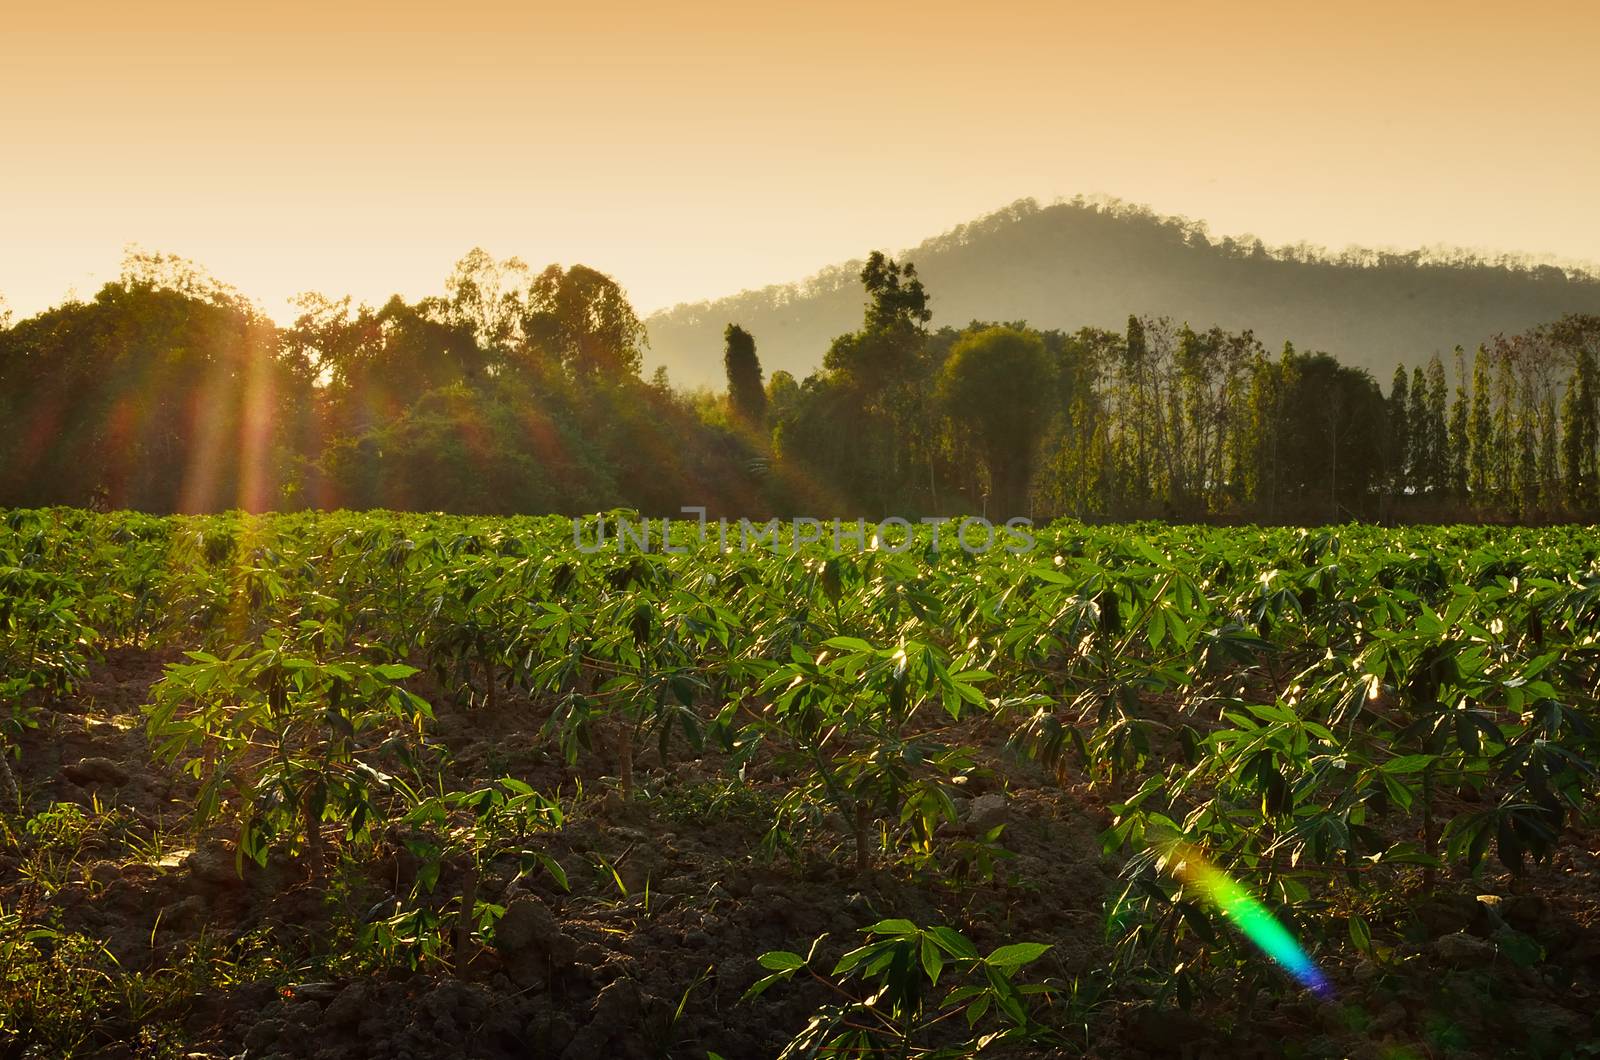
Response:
[3,0,1597,325]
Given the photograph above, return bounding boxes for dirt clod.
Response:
[1433,931,1495,964]
[62,756,130,787]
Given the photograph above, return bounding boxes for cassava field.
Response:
[3,508,1600,1059]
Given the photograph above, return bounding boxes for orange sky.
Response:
[3,0,1597,321]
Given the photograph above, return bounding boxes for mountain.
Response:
[643,197,1600,389]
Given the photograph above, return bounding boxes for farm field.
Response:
[2,508,1599,1058]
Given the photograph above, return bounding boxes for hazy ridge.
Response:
[645,196,1600,388]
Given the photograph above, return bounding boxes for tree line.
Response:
[756,255,1600,523]
[1,248,1597,524]
[0,251,788,516]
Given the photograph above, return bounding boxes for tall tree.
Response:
[861,252,933,335]
[1492,349,1518,499]
[1030,327,1116,519]
[1424,354,1450,494]
[445,248,531,356]
[1246,351,1385,518]
[1407,365,1430,493]
[766,370,800,420]
[822,251,931,389]
[815,252,936,509]
[1562,346,1599,511]
[1388,365,1411,496]
[1238,346,1292,514]
[521,264,648,379]
[723,324,767,425]
[1448,348,1469,496]
[1538,397,1562,512]
[1468,346,1493,499]
[936,326,1052,518]
[1121,315,1152,501]
[1175,325,1255,511]
[1515,380,1539,515]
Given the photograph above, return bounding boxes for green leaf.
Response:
[920,935,945,984]
[741,971,794,1001]
[1147,609,1167,649]
[1379,771,1415,813]
[985,941,1051,968]
[535,852,569,892]
[927,926,979,960]
[1348,914,1372,954]
[758,950,806,971]
[941,984,986,1007]
[1381,753,1436,774]
[865,918,918,937]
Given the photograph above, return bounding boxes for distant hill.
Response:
[644,197,1600,389]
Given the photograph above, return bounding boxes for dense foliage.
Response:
[4,225,1599,527]
[0,252,795,519]
[771,269,1600,523]
[2,508,1598,1055]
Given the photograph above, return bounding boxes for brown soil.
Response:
[4,649,1598,1059]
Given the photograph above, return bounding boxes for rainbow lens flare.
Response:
[1166,842,1331,997]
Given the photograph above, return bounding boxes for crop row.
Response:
[2,508,1598,1040]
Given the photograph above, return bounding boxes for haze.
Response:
[3,0,1597,320]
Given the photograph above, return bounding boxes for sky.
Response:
[3,0,1597,322]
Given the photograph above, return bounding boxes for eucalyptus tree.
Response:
[1387,365,1411,496]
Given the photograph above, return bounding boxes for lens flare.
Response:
[1166,841,1331,997]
